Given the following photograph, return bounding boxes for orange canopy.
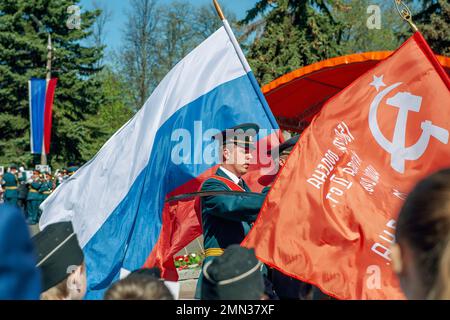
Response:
[262,51,450,132]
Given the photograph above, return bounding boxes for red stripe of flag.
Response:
[44,78,57,154]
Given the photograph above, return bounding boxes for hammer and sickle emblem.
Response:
[369,82,449,173]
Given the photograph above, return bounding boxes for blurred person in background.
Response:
[67,163,79,177]
[60,168,70,182]
[104,275,174,300]
[39,172,54,200]
[17,166,28,214]
[127,267,162,279]
[33,221,86,300]
[201,245,265,300]
[0,180,3,203]
[392,168,450,300]
[0,204,41,299]
[1,164,21,206]
[26,170,42,225]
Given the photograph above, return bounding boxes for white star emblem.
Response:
[370,75,386,92]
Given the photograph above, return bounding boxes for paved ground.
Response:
[178,268,201,299]
[179,278,198,300]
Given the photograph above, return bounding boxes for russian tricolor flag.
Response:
[39,25,279,299]
[29,78,57,154]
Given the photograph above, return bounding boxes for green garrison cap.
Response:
[269,135,300,159]
[213,123,260,150]
[201,245,264,300]
[32,222,84,292]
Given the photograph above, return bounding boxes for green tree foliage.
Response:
[241,0,346,85]
[3,1,445,168]
[120,0,160,111]
[337,0,407,54]
[79,68,134,162]
[157,2,241,79]
[413,0,450,55]
[0,0,104,167]
[120,1,239,111]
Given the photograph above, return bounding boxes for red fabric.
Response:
[143,166,218,281]
[243,130,285,192]
[208,175,245,191]
[142,170,249,281]
[143,132,282,280]
[262,52,450,133]
[43,78,57,154]
[243,32,450,299]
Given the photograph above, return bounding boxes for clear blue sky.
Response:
[79,0,258,52]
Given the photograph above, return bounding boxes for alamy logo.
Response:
[368,75,449,173]
[66,5,81,30]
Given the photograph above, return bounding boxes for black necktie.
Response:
[238,179,245,189]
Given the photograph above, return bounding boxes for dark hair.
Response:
[396,169,450,299]
[104,276,173,300]
[127,267,161,279]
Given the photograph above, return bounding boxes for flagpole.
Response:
[30,14,52,165]
[394,0,419,32]
[41,33,52,165]
[212,0,279,130]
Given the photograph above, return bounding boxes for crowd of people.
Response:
[0,124,449,300]
[0,164,78,225]
[1,163,450,301]
[0,206,260,300]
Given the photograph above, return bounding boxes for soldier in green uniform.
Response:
[27,170,42,225]
[67,164,79,177]
[37,172,54,223]
[41,172,54,197]
[195,123,267,299]
[1,164,20,206]
[17,167,29,214]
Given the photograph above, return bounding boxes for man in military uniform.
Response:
[195,123,267,299]
[54,168,65,187]
[27,170,42,225]
[1,164,20,206]
[36,172,53,224]
[17,166,29,214]
[67,163,79,177]
[40,172,54,199]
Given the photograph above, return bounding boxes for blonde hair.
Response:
[104,276,173,300]
[40,262,85,300]
[40,278,69,300]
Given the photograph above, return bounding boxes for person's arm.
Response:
[40,182,50,192]
[261,186,271,195]
[201,179,265,223]
[33,182,43,191]
[18,172,26,182]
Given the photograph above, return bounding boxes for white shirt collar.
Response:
[219,166,240,185]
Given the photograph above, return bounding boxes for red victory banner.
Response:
[242,32,450,300]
